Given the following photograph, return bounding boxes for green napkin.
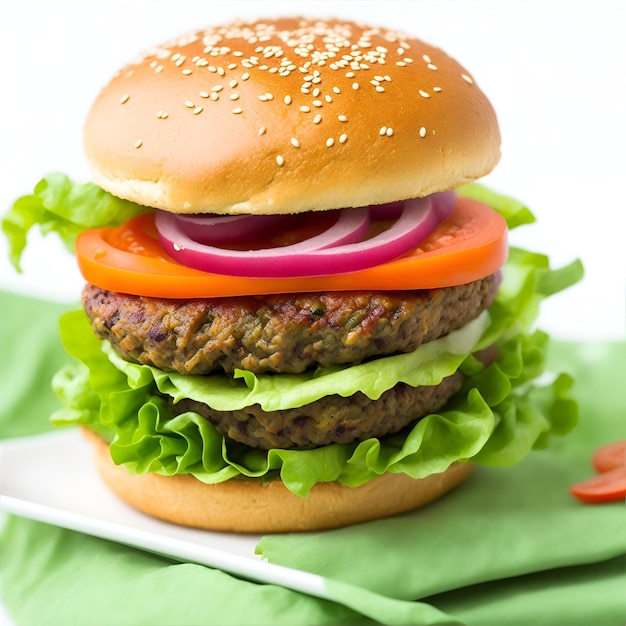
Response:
[0,291,76,438]
[1,291,625,625]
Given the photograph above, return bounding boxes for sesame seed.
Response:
[312,99,323,107]
[326,137,335,147]
[232,107,243,114]
[258,126,266,135]
[229,79,238,87]
[276,155,284,166]
[332,86,341,94]
[193,106,203,115]
[379,126,387,136]
[376,85,385,93]
[134,139,143,149]
[184,100,194,108]
[284,95,292,104]
[427,63,438,70]
[339,133,348,144]
[419,90,430,98]
[300,105,311,112]
[338,114,348,122]
[346,71,355,78]
[433,87,442,92]
[352,82,359,90]
[182,69,192,75]
[386,127,393,136]
[461,73,474,84]
[199,91,209,98]
[119,94,130,104]
[211,85,223,92]
[422,54,432,63]
[230,93,240,100]
[419,127,427,137]
[156,110,168,119]
[290,137,300,148]
[313,113,322,124]
[211,92,219,101]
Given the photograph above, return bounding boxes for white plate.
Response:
[0,429,329,599]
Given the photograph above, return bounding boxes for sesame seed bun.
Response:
[82,427,473,533]
[83,17,500,215]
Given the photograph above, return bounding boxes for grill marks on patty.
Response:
[82,275,499,376]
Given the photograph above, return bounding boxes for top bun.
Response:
[84,17,500,215]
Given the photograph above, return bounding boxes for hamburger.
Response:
[3,17,582,533]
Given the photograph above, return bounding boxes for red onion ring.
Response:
[156,207,371,277]
[172,213,290,245]
[155,193,452,278]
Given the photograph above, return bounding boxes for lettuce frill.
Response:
[2,173,149,272]
[48,182,583,497]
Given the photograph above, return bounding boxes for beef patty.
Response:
[171,373,464,449]
[82,274,499,376]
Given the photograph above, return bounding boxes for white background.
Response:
[0,3,624,623]
[0,0,624,342]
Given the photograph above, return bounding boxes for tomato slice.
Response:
[75,197,508,298]
[569,466,626,503]
[592,440,626,474]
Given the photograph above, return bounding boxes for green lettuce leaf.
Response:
[2,172,148,271]
[51,307,578,497]
[103,312,489,412]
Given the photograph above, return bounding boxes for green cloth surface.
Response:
[1,290,625,625]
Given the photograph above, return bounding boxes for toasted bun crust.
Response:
[83,428,472,533]
[84,17,500,215]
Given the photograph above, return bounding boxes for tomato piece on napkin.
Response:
[591,440,626,474]
[570,466,626,503]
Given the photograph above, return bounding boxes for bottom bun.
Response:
[82,427,473,533]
